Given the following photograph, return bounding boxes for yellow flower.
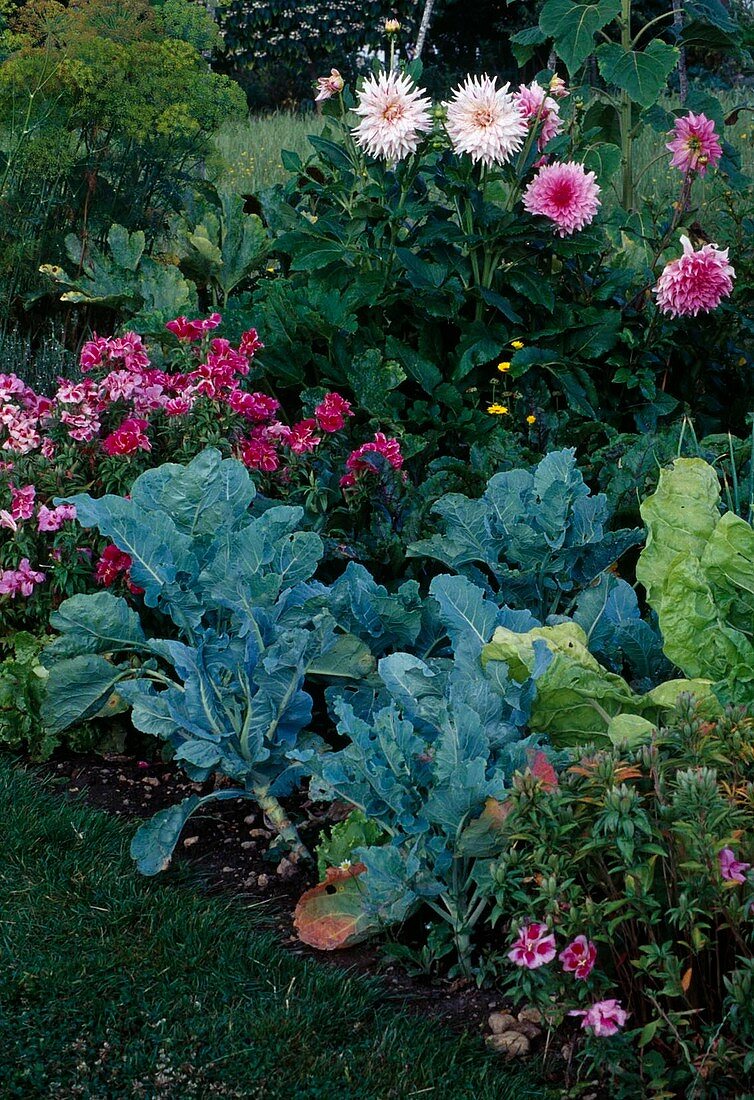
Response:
[511,340,524,350]
[526,414,537,425]
[497,361,511,373]
[739,356,748,367]
[487,403,509,415]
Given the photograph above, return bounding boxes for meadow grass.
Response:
[0,759,547,1099]
[210,111,326,193]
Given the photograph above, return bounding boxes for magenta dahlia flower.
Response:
[522,161,600,236]
[666,112,722,176]
[653,236,735,317]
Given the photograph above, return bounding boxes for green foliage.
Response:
[637,457,754,703]
[483,699,754,1096]
[315,808,386,879]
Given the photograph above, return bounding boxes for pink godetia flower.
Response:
[165,313,222,342]
[315,68,344,102]
[238,434,280,473]
[2,410,42,453]
[523,161,601,237]
[60,405,101,443]
[667,112,722,176]
[352,71,433,162]
[315,392,353,433]
[79,335,110,372]
[340,432,404,488]
[0,510,17,532]
[653,235,735,317]
[0,373,26,401]
[514,81,563,150]
[559,935,597,980]
[508,922,557,970]
[719,847,751,883]
[227,390,280,422]
[94,544,143,594]
[37,503,77,533]
[10,483,36,521]
[284,419,322,455]
[40,438,56,460]
[569,998,628,1037]
[0,558,45,598]
[164,395,195,417]
[445,75,528,167]
[239,328,264,360]
[102,417,151,457]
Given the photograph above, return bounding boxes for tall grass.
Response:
[210,110,326,193]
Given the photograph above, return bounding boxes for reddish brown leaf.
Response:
[294,862,379,951]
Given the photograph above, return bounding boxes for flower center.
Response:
[382,98,406,123]
[473,106,495,129]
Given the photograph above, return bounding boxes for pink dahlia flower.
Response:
[446,75,528,167]
[507,922,557,969]
[514,81,563,150]
[720,847,751,883]
[559,935,597,980]
[569,998,628,1037]
[315,68,344,102]
[522,161,601,236]
[653,236,735,317]
[353,71,432,162]
[667,112,722,176]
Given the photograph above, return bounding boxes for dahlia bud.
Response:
[548,74,569,98]
[314,68,344,102]
[385,17,401,33]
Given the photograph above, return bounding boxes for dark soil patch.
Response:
[34,752,508,1039]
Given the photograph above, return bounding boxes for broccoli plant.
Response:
[42,448,383,871]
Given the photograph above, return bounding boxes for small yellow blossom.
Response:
[739,356,748,367]
[511,340,524,350]
[526,414,537,425]
[497,361,511,373]
[487,403,509,415]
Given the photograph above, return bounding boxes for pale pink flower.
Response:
[0,558,45,598]
[507,922,557,969]
[569,998,628,1037]
[445,75,528,167]
[514,81,563,150]
[667,112,722,176]
[353,71,432,162]
[40,438,56,460]
[315,68,344,102]
[0,510,17,532]
[559,935,597,980]
[37,503,77,532]
[719,847,751,883]
[653,236,735,317]
[522,161,601,236]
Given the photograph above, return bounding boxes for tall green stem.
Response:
[619,0,634,210]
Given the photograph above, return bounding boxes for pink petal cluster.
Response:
[667,112,722,176]
[353,71,433,162]
[0,558,45,598]
[508,922,557,969]
[559,935,597,979]
[315,68,344,102]
[514,81,563,150]
[653,236,735,317]
[720,847,751,883]
[10,484,36,520]
[165,313,223,342]
[569,998,628,1037]
[523,161,601,236]
[37,503,77,532]
[340,432,404,488]
[315,392,353,433]
[102,417,152,457]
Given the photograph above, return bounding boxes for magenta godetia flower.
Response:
[315,392,353,433]
[569,998,628,1037]
[507,922,557,970]
[719,847,751,883]
[559,935,597,980]
[102,417,151,457]
[340,432,404,488]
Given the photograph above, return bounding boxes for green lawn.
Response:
[0,760,546,1099]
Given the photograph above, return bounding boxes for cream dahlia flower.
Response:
[352,71,432,162]
[445,75,528,167]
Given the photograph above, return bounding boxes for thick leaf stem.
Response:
[252,784,312,862]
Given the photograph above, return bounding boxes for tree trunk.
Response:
[673,0,688,104]
[415,0,436,59]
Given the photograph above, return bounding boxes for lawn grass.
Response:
[0,760,546,1099]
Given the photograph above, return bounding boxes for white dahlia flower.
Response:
[445,75,528,167]
[352,71,433,162]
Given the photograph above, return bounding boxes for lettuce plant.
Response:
[637,457,754,705]
[42,448,382,870]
